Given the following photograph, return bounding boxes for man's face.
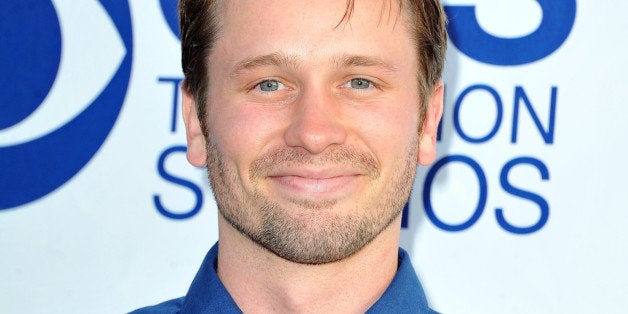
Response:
[184,0,440,264]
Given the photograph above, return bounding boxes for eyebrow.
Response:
[231,53,298,77]
[230,52,399,77]
[337,54,399,72]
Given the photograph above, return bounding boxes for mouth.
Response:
[266,169,364,200]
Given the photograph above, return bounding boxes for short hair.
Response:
[178,0,447,134]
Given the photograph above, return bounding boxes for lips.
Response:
[250,147,379,201]
[266,168,364,199]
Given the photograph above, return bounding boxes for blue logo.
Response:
[160,0,181,39]
[445,0,577,65]
[0,0,133,210]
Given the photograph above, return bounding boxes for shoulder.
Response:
[128,243,241,313]
[128,297,185,314]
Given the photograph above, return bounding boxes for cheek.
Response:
[208,102,285,174]
[353,100,420,163]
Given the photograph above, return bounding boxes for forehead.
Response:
[210,0,416,70]
[221,0,404,29]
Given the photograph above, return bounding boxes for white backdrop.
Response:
[1,1,627,313]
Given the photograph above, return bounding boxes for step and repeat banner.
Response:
[2,1,627,313]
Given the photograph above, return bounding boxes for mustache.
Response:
[249,146,380,179]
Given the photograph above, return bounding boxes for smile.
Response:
[266,169,364,199]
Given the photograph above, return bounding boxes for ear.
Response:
[417,81,444,166]
[182,86,208,167]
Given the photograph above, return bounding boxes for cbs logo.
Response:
[0,1,133,210]
[445,0,576,65]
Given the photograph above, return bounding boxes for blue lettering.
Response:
[496,157,550,234]
[511,86,557,144]
[423,155,487,232]
[157,77,183,133]
[401,202,409,228]
[445,0,577,65]
[436,85,446,142]
[154,145,203,219]
[454,84,503,143]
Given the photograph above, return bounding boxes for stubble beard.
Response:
[205,135,419,265]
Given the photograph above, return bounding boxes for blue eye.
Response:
[350,78,371,89]
[258,79,281,92]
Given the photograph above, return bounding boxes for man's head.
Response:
[179,0,447,264]
[179,0,447,135]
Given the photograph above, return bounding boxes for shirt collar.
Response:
[180,243,434,313]
[367,247,435,313]
[180,243,240,313]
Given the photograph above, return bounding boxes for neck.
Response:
[216,215,401,313]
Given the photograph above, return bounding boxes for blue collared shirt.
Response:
[131,243,437,313]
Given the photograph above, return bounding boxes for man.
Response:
[134,0,446,312]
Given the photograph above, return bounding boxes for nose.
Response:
[283,88,347,154]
